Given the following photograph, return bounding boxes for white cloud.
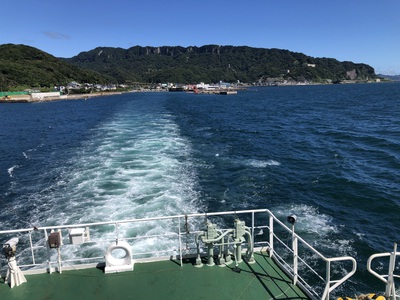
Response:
[44,32,70,40]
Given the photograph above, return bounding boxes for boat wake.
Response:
[2,100,205,265]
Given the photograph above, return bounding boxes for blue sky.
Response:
[2,0,399,74]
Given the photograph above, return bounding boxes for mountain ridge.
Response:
[65,44,377,84]
[0,43,379,90]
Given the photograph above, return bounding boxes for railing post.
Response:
[269,214,274,257]
[322,260,331,300]
[29,231,35,265]
[251,211,255,250]
[386,243,397,299]
[44,229,52,274]
[292,226,298,285]
[178,217,183,267]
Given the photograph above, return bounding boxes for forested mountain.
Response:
[0,44,113,90]
[0,43,378,90]
[65,45,377,84]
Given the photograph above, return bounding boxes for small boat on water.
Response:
[168,87,185,92]
[0,209,398,299]
[219,90,237,95]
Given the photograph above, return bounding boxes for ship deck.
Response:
[0,251,309,300]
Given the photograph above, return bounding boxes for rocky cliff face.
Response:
[346,69,357,80]
[65,45,378,84]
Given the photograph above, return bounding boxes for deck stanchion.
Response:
[178,217,183,267]
[269,215,274,257]
[29,232,35,265]
[44,229,52,274]
[292,227,298,286]
[251,211,255,251]
[322,260,331,300]
[286,215,298,285]
[386,242,397,299]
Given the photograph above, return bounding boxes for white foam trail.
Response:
[246,159,281,168]
[274,203,356,258]
[275,203,338,236]
[7,165,18,177]
[266,159,281,166]
[24,104,203,258]
[7,98,208,264]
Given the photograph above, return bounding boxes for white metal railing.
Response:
[265,212,357,300]
[367,243,400,300]
[0,209,356,299]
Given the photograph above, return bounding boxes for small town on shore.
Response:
[0,75,388,103]
[0,80,245,102]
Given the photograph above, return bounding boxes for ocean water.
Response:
[1,83,400,295]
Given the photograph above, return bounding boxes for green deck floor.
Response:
[0,252,310,300]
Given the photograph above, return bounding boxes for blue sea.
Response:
[1,83,400,295]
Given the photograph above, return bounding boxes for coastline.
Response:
[0,81,391,104]
[0,91,126,103]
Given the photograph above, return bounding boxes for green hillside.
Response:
[65,45,377,84]
[0,44,113,90]
[0,43,378,90]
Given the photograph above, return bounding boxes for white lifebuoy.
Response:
[104,241,134,274]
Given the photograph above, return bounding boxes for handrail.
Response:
[367,243,400,300]
[321,256,357,300]
[0,209,273,234]
[265,211,357,299]
[0,208,356,299]
[367,252,394,284]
